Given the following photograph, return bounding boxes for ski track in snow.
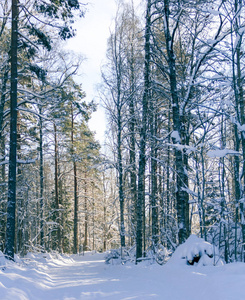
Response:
[0,252,245,299]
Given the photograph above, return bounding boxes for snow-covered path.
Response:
[0,252,245,299]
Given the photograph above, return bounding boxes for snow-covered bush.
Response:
[168,235,224,266]
[104,246,137,265]
[145,244,170,265]
[104,249,121,264]
[105,245,169,265]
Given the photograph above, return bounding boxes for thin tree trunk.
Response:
[128,7,137,244]
[129,69,137,246]
[0,69,9,163]
[92,184,95,250]
[71,108,79,254]
[234,124,240,261]
[58,178,63,253]
[39,109,44,248]
[54,124,61,251]
[118,115,126,248]
[102,173,107,252]
[5,0,18,260]
[0,68,8,251]
[232,0,244,260]
[219,115,228,262]
[150,100,158,245]
[136,0,151,262]
[83,171,88,251]
[73,161,78,253]
[235,15,245,261]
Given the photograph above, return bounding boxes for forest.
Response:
[1,0,245,266]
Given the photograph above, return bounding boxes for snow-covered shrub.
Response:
[105,245,169,265]
[145,244,170,265]
[104,246,136,265]
[104,249,121,264]
[168,234,224,266]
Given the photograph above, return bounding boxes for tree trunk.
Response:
[0,68,8,251]
[54,123,61,251]
[128,8,137,244]
[129,68,137,246]
[118,114,126,248]
[232,0,245,260]
[39,109,44,248]
[71,108,79,254]
[83,171,88,251]
[102,173,107,252]
[163,0,189,244]
[92,184,95,250]
[219,115,228,262]
[236,25,245,262]
[150,98,158,245]
[136,0,151,262]
[234,124,240,261]
[5,0,18,260]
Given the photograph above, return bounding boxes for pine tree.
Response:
[4,0,85,260]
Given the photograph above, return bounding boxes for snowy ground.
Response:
[0,245,245,299]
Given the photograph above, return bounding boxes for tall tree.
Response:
[151,0,226,244]
[5,0,18,260]
[102,7,129,249]
[136,0,151,261]
[4,0,85,259]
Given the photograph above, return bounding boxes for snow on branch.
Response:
[17,159,36,164]
[165,142,197,153]
[171,130,181,143]
[181,187,198,198]
[207,149,240,158]
[0,159,37,165]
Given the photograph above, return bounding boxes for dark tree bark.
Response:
[54,123,61,251]
[83,171,88,251]
[163,0,189,244]
[233,0,245,261]
[136,0,151,262]
[129,93,137,243]
[117,113,126,248]
[233,123,240,261]
[39,109,44,247]
[4,0,18,260]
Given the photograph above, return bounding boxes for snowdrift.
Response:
[168,234,224,266]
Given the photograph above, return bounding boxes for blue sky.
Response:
[66,0,143,144]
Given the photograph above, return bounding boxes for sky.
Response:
[65,0,143,144]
